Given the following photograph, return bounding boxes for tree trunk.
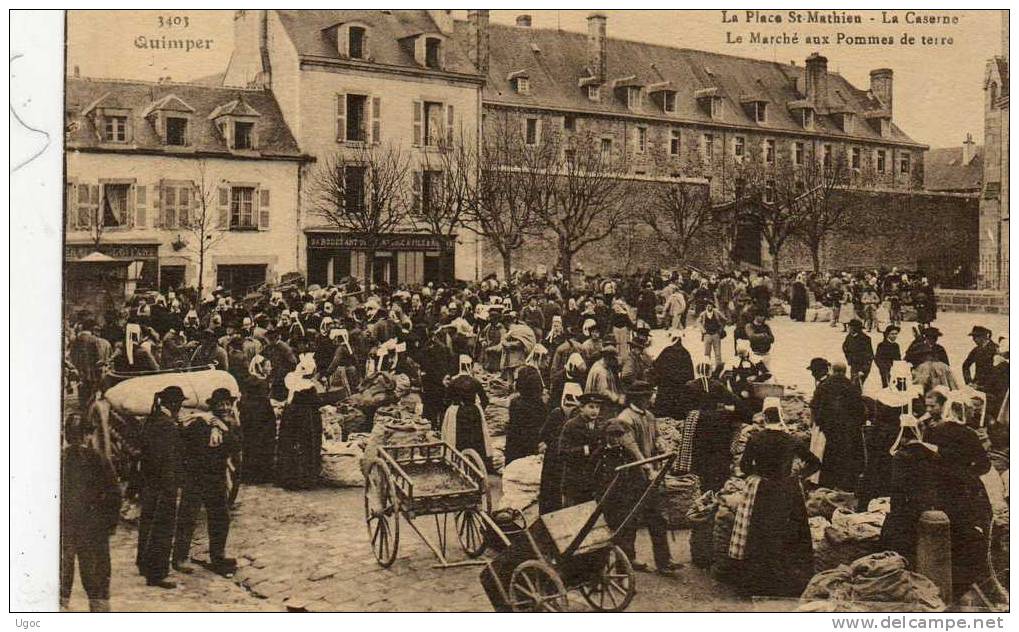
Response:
[197,246,205,301]
[502,250,513,282]
[770,248,782,296]
[809,239,822,275]
[558,250,572,280]
[364,249,375,287]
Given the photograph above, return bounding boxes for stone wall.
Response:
[486,187,980,283]
[934,289,1009,315]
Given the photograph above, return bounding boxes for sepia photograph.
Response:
[8,7,1012,620]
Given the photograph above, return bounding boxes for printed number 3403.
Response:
[159,16,190,28]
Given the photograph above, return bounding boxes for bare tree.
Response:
[638,178,713,265]
[415,128,475,281]
[467,113,555,280]
[792,153,851,273]
[716,150,767,265]
[756,156,810,291]
[538,130,634,276]
[309,143,413,283]
[182,160,227,300]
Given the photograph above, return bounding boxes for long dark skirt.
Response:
[239,394,277,484]
[276,392,322,490]
[454,405,487,459]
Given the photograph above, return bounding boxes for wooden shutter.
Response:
[218,186,230,229]
[75,183,91,229]
[412,100,423,147]
[135,183,147,228]
[151,184,162,229]
[90,185,100,228]
[335,93,346,142]
[258,189,270,230]
[371,96,381,144]
[163,186,177,229]
[179,185,191,227]
[446,104,454,143]
[412,171,422,214]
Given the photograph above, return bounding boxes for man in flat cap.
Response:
[558,392,606,507]
[842,318,874,387]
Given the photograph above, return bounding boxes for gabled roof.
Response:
[463,21,923,147]
[924,146,983,192]
[274,10,479,76]
[208,96,261,119]
[140,94,196,118]
[66,77,302,158]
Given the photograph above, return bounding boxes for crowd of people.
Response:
[60,266,1008,610]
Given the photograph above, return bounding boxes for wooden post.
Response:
[916,509,953,604]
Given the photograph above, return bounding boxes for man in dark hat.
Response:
[558,393,606,507]
[807,357,831,384]
[173,388,240,577]
[905,326,950,367]
[190,328,229,370]
[842,318,874,387]
[874,325,902,388]
[962,325,998,390]
[810,362,866,491]
[137,385,186,588]
[651,330,695,418]
[620,325,653,389]
[61,413,120,610]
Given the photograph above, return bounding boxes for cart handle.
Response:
[613,452,674,472]
[608,452,677,542]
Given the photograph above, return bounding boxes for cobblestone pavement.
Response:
[64,311,1005,612]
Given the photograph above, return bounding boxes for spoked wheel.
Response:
[456,448,491,558]
[364,458,400,567]
[508,561,568,612]
[579,545,636,612]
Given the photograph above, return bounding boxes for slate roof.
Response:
[274,10,479,76]
[924,146,983,193]
[66,77,303,159]
[464,21,924,147]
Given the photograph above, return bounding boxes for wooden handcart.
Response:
[362,441,498,568]
[480,452,677,612]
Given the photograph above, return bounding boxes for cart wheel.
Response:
[461,448,492,509]
[579,545,635,612]
[364,458,400,568]
[455,509,487,558]
[509,560,568,612]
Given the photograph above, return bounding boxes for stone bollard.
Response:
[916,509,952,604]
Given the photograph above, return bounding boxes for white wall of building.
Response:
[66,151,302,296]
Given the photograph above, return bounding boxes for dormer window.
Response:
[166,116,188,146]
[587,85,600,102]
[348,26,366,59]
[105,115,128,142]
[234,122,254,150]
[880,118,891,138]
[752,102,767,123]
[710,99,722,119]
[425,37,442,69]
[514,77,529,94]
[696,90,723,119]
[662,91,677,113]
[840,112,855,135]
[802,108,815,130]
[626,87,642,110]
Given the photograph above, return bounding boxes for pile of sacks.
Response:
[477,371,513,398]
[484,395,511,437]
[798,551,945,612]
[321,440,366,487]
[708,477,750,580]
[498,454,543,524]
[359,405,439,473]
[805,305,833,322]
[346,371,399,409]
[807,491,890,572]
[655,417,686,455]
[319,403,367,441]
[661,473,701,529]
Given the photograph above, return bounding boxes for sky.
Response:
[66,9,1006,149]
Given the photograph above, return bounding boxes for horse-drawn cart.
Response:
[362,441,497,568]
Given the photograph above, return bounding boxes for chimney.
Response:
[870,68,893,117]
[587,12,607,84]
[515,14,532,28]
[467,10,490,74]
[963,133,976,164]
[804,52,828,108]
[226,9,271,88]
[1002,9,1009,63]
[428,10,454,34]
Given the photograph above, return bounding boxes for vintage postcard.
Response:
[8,7,1012,622]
